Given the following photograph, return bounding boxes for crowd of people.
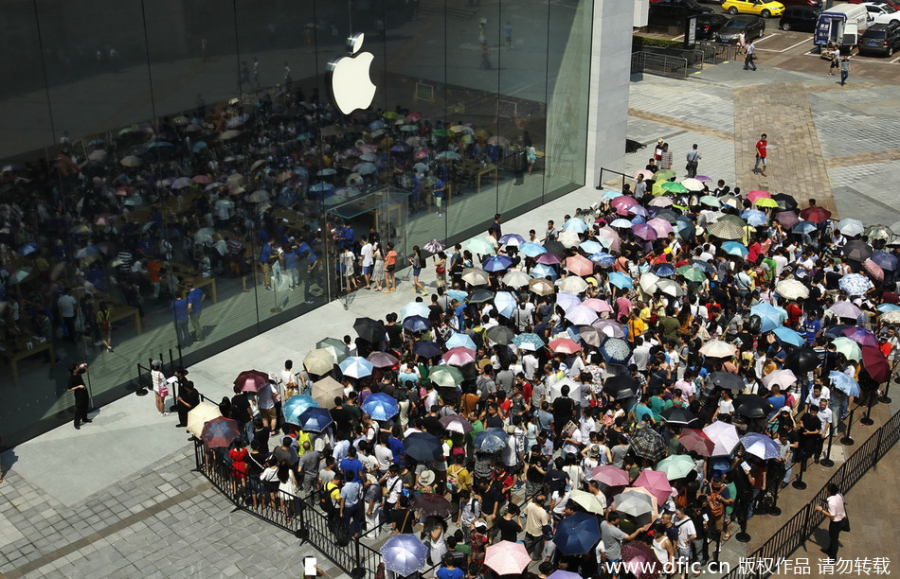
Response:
[192,163,894,579]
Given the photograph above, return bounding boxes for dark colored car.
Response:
[859,22,900,55]
[696,13,730,39]
[779,5,820,31]
[718,14,766,43]
[648,0,713,26]
[778,0,822,7]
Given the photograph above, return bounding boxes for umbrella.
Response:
[736,395,772,420]
[845,240,874,262]
[882,310,900,324]
[529,278,556,296]
[872,251,898,271]
[772,192,798,210]
[706,220,744,240]
[233,369,270,393]
[661,181,688,194]
[629,428,666,462]
[467,238,495,255]
[559,276,589,294]
[612,488,657,520]
[368,351,399,368]
[296,407,334,432]
[447,289,469,302]
[440,414,473,434]
[484,541,531,576]
[840,273,874,297]
[186,403,223,438]
[401,302,431,321]
[775,279,809,301]
[677,265,706,283]
[553,512,601,555]
[622,542,662,579]
[754,197,779,209]
[446,333,477,351]
[722,241,749,258]
[339,356,374,379]
[467,289,495,304]
[838,218,865,237]
[430,366,464,387]
[580,240,603,254]
[632,223,658,241]
[741,432,781,460]
[381,534,428,577]
[499,233,526,247]
[785,347,820,373]
[531,264,558,280]
[519,242,547,257]
[361,393,399,421]
[699,195,722,208]
[583,298,612,313]
[592,465,630,487]
[699,340,736,358]
[550,377,583,404]
[282,395,319,426]
[424,239,445,253]
[793,221,817,235]
[681,177,704,191]
[483,255,513,273]
[609,272,633,290]
[413,340,442,358]
[513,333,546,351]
[462,268,490,286]
[502,270,531,288]
[677,429,716,457]
[829,371,860,398]
[558,231,582,248]
[200,417,241,449]
[443,346,477,366]
[634,470,674,504]
[354,317,387,343]
[800,205,832,223]
[707,371,744,391]
[549,338,582,354]
[844,328,877,347]
[563,218,588,233]
[763,368,798,391]
[486,324,516,345]
[861,345,891,383]
[570,489,606,515]
[316,337,351,363]
[599,337,631,365]
[604,375,640,401]
[703,421,741,456]
[413,493,453,517]
[652,263,677,278]
[566,254,594,277]
[120,155,142,167]
[594,319,626,339]
[655,169,676,181]
[474,427,509,452]
[832,337,862,362]
[741,209,769,227]
[311,376,344,407]
[661,406,697,426]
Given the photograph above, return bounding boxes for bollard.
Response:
[820,424,835,467]
[792,455,808,490]
[841,406,856,446]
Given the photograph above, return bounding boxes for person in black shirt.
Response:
[175,379,200,428]
[551,385,575,443]
[385,313,403,350]
[422,405,444,437]
[494,503,522,542]
[480,478,505,521]
[331,397,352,440]
[231,386,253,441]
[391,496,418,533]
[68,362,92,429]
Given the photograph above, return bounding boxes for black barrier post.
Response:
[792,455,808,490]
[135,364,149,396]
[820,424,836,467]
[769,481,783,517]
[860,396,875,426]
[880,378,892,404]
[596,168,604,190]
[841,406,856,445]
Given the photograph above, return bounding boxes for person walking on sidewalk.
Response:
[68,362,92,429]
[839,55,850,86]
[815,483,847,561]
[685,144,701,178]
[744,41,757,71]
[754,133,768,177]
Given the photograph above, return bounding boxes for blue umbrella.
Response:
[563,218,588,233]
[446,332,477,350]
[631,215,646,225]
[773,326,805,347]
[494,291,517,318]
[361,393,399,421]
[793,221,817,234]
[652,263,676,277]
[513,333,545,351]
[609,272,633,290]
[192,141,208,154]
[474,427,509,452]
[16,243,38,256]
[872,251,898,271]
[403,315,430,333]
[413,340,441,358]
[446,289,468,302]
[531,264,557,280]
[878,303,900,313]
[590,252,616,268]
[722,241,749,257]
[483,255,513,272]
[740,432,781,460]
[829,371,860,397]
[499,233,525,246]
[556,292,582,312]
[519,242,547,257]
[401,301,431,321]
[403,431,443,461]
[599,337,632,365]
[283,395,320,426]
[602,190,623,200]
[553,512,601,555]
[339,356,374,379]
[381,534,429,577]
[839,273,873,296]
[580,240,602,254]
[296,407,334,432]
[750,303,787,333]
[741,209,769,227]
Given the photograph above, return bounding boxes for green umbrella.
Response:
[467,237,496,255]
[655,169,676,181]
[432,129,450,137]
[655,455,696,480]
[677,265,706,283]
[699,195,721,208]
[661,181,688,194]
[430,366,463,387]
[316,337,350,363]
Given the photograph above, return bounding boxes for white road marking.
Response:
[757,37,812,53]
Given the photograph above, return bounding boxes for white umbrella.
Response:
[558,276,589,294]
[558,230,581,248]
[187,403,223,438]
[762,369,797,390]
[775,279,809,301]
[502,270,531,288]
[699,340,736,358]
[550,377,583,403]
[702,421,740,456]
[838,218,865,238]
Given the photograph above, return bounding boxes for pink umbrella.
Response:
[406,112,422,122]
[582,298,612,313]
[192,175,213,184]
[414,148,432,161]
[747,190,771,203]
[775,210,800,228]
[647,218,674,237]
[632,223,658,241]
[566,254,594,277]
[633,169,654,180]
[484,541,531,576]
[592,464,630,487]
[622,542,662,579]
[593,318,626,338]
[536,253,561,265]
[648,197,673,207]
[610,196,638,210]
[442,347,476,366]
[633,470,674,505]
[596,227,621,252]
[843,327,878,347]
[359,144,378,154]
[549,338,583,354]
[864,259,884,282]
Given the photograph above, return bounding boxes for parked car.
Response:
[718,14,767,42]
[648,0,713,25]
[778,0,821,7]
[849,0,900,11]
[696,13,730,38]
[779,5,821,30]
[721,0,785,17]
[858,21,900,55]
[864,2,900,25]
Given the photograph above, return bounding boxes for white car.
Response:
[863,2,900,25]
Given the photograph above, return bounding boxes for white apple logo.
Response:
[329,33,376,115]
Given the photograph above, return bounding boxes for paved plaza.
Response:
[3,48,900,579]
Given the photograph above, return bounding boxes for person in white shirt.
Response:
[522,353,539,381]
[673,506,697,565]
[815,483,847,560]
[359,238,374,289]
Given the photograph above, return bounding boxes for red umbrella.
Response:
[633,470,674,505]
[549,338,582,354]
[800,205,832,224]
[610,196,638,210]
[861,345,891,383]
[412,493,453,517]
[592,464,630,487]
[233,369,270,393]
[678,428,716,457]
[200,416,241,448]
[747,190,770,203]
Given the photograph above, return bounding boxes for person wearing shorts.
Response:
[384,242,398,293]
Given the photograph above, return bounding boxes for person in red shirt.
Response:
[786,300,803,328]
[754,133,768,176]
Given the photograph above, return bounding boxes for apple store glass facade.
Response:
[0,0,592,447]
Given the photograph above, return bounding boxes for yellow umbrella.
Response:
[187,402,223,438]
[754,197,779,208]
[304,348,337,375]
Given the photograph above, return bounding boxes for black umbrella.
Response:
[707,371,744,391]
[629,427,667,462]
[486,325,515,345]
[354,317,386,343]
[577,325,603,348]
[467,289,495,303]
[661,406,698,426]
[690,259,715,275]
[605,374,640,397]
[844,240,873,262]
[413,340,442,358]
[824,324,854,338]
[403,432,443,461]
[735,395,772,420]
[784,346,819,373]
[653,209,680,224]
[772,193,798,211]
[544,240,566,258]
